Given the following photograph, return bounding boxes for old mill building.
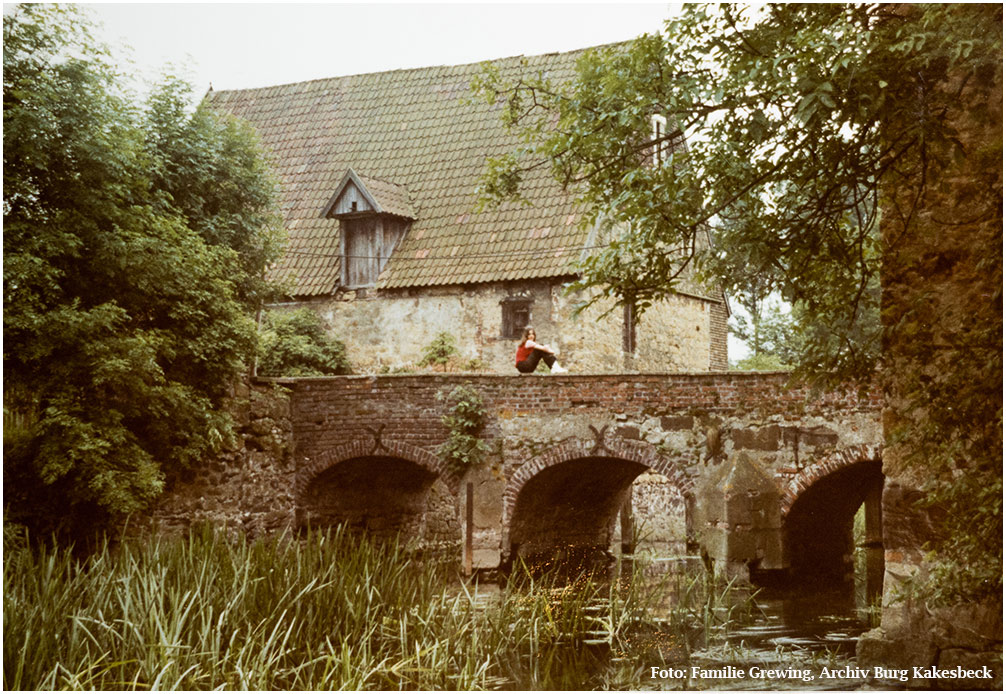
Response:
[207,45,729,374]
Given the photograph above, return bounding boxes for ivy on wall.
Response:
[437,385,489,476]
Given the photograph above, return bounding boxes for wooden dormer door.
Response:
[344,217,380,287]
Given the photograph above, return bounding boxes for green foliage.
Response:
[732,352,788,372]
[895,244,1003,603]
[922,472,1003,604]
[257,309,351,377]
[3,5,283,538]
[437,385,489,476]
[729,278,799,366]
[462,357,488,372]
[420,331,461,371]
[473,3,998,387]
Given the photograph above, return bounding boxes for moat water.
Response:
[472,549,902,691]
[630,553,894,691]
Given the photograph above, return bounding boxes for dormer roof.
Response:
[322,168,416,220]
[207,46,610,296]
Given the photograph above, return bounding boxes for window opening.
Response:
[623,302,637,353]
[501,297,533,339]
[651,114,668,166]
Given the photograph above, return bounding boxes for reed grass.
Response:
[4,527,752,690]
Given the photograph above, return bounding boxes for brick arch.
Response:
[501,436,694,527]
[295,435,453,499]
[779,442,882,517]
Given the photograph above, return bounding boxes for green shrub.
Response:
[419,332,460,371]
[258,309,351,377]
[731,352,790,371]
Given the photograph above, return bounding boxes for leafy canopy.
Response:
[257,309,351,377]
[3,5,283,536]
[474,3,997,384]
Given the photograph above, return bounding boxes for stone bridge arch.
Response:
[779,443,884,584]
[295,432,458,542]
[502,434,694,558]
[779,443,883,517]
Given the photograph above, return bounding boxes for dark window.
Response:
[501,297,532,338]
[622,302,637,353]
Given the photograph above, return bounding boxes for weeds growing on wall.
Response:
[420,331,461,371]
[436,384,489,476]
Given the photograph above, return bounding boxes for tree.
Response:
[475,4,995,383]
[257,309,351,377]
[728,275,797,370]
[3,5,283,538]
[475,4,1001,602]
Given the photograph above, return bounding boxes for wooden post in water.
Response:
[464,481,474,576]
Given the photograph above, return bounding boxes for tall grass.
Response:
[7,527,708,690]
[5,527,766,690]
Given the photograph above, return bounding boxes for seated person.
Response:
[515,326,568,373]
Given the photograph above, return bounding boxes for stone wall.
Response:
[149,380,297,537]
[856,7,1003,686]
[150,372,883,587]
[271,278,726,374]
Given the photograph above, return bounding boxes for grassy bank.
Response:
[6,527,701,690]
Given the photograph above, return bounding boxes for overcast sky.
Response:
[83,3,679,94]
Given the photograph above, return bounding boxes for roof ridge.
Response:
[209,39,632,97]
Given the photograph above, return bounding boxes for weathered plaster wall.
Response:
[273,279,725,374]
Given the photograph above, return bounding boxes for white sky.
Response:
[81,2,680,94]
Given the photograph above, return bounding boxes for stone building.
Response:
[207,46,728,374]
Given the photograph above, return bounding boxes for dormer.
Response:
[322,168,415,288]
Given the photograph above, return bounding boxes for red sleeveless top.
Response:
[515,341,534,365]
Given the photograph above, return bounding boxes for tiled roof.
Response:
[207,47,603,295]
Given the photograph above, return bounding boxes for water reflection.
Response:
[475,547,903,691]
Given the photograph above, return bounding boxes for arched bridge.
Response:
[271,372,883,581]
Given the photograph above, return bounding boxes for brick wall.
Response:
[277,371,881,567]
[282,372,880,465]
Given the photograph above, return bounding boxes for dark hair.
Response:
[522,326,535,343]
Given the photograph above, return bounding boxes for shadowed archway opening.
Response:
[784,459,884,587]
[508,456,648,568]
[299,456,456,542]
